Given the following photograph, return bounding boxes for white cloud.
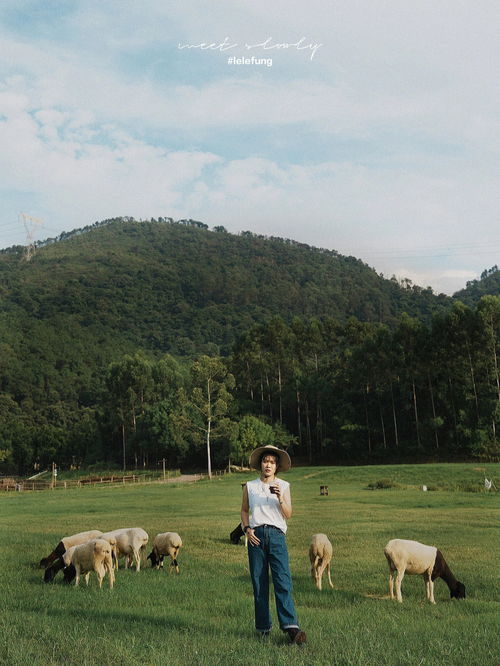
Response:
[0,1,498,296]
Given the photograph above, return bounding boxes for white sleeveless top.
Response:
[247,478,290,534]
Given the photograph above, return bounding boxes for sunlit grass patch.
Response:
[0,462,499,665]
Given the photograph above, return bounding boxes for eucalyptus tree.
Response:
[393,314,427,451]
[105,353,153,470]
[476,295,500,443]
[187,355,235,478]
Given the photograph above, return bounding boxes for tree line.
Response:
[1,296,498,476]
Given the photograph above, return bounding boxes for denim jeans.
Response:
[247,524,299,632]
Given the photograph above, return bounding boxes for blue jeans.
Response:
[247,525,299,632]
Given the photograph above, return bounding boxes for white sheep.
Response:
[41,529,103,580]
[384,538,466,603]
[62,538,115,589]
[147,532,183,573]
[309,533,334,591]
[99,528,149,571]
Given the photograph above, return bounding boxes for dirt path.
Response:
[161,473,203,483]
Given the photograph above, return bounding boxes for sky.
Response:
[0,0,498,295]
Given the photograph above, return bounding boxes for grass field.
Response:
[1,463,499,665]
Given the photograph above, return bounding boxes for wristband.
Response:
[244,525,252,533]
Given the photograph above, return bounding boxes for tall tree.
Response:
[188,356,235,478]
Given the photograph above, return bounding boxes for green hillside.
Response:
[453,266,500,306]
[1,218,498,474]
[1,218,451,357]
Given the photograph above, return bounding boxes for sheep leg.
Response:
[395,569,404,602]
[74,566,81,587]
[424,573,436,604]
[84,572,91,586]
[105,559,115,589]
[317,560,328,591]
[316,570,322,591]
[388,570,395,599]
[326,562,334,589]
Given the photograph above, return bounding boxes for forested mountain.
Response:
[1,217,452,357]
[0,217,498,474]
[453,266,500,306]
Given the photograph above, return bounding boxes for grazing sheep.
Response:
[229,523,248,546]
[44,533,118,583]
[229,523,245,544]
[309,533,334,591]
[99,528,149,571]
[147,532,183,573]
[62,539,115,589]
[40,529,103,572]
[384,538,466,604]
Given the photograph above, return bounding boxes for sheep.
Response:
[309,533,334,591]
[40,529,103,569]
[229,522,248,546]
[229,523,245,544]
[62,538,115,589]
[99,528,149,571]
[384,538,466,604]
[44,533,118,583]
[147,532,182,573]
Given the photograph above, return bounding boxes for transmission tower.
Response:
[20,213,43,261]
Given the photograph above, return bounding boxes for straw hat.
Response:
[249,445,291,472]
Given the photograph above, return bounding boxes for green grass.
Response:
[1,463,499,665]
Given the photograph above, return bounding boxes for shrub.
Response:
[367,478,401,490]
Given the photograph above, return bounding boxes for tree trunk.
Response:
[390,381,399,448]
[428,372,439,449]
[364,386,371,454]
[277,361,283,423]
[265,371,273,420]
[207,377,212,479]
[246,361,254,401]
[466,341,480,421]
[305,399,312,463]
[448,376,459,448]
[296,384,302,446]
[378,398,387,449]
[206,418,212,479]
[121,423,126,472]
[412,378,422,449]
[259,372,264,414]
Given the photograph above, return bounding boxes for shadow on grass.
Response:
[44,606,191,631]
[41,606,280,642]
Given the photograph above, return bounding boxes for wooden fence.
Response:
[0,471,182,492]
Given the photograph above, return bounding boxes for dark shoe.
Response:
[287,628,307,645]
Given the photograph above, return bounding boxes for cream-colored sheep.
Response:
[309,533,334,591]
[99,528,149,571]
[147,532,183,573]
[41,529,103,571]
[384,538,466,603]
[62,538,115,589]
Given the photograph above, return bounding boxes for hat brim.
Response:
[249,446,291,472]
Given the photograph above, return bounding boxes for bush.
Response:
[367,478,401,490]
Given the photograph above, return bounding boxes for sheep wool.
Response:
[148,532,183,573]
[384,538,466,603]
[99,528,149,571]
[40,529,103,570]
[309,533,334,591]
[62,538,115,589]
